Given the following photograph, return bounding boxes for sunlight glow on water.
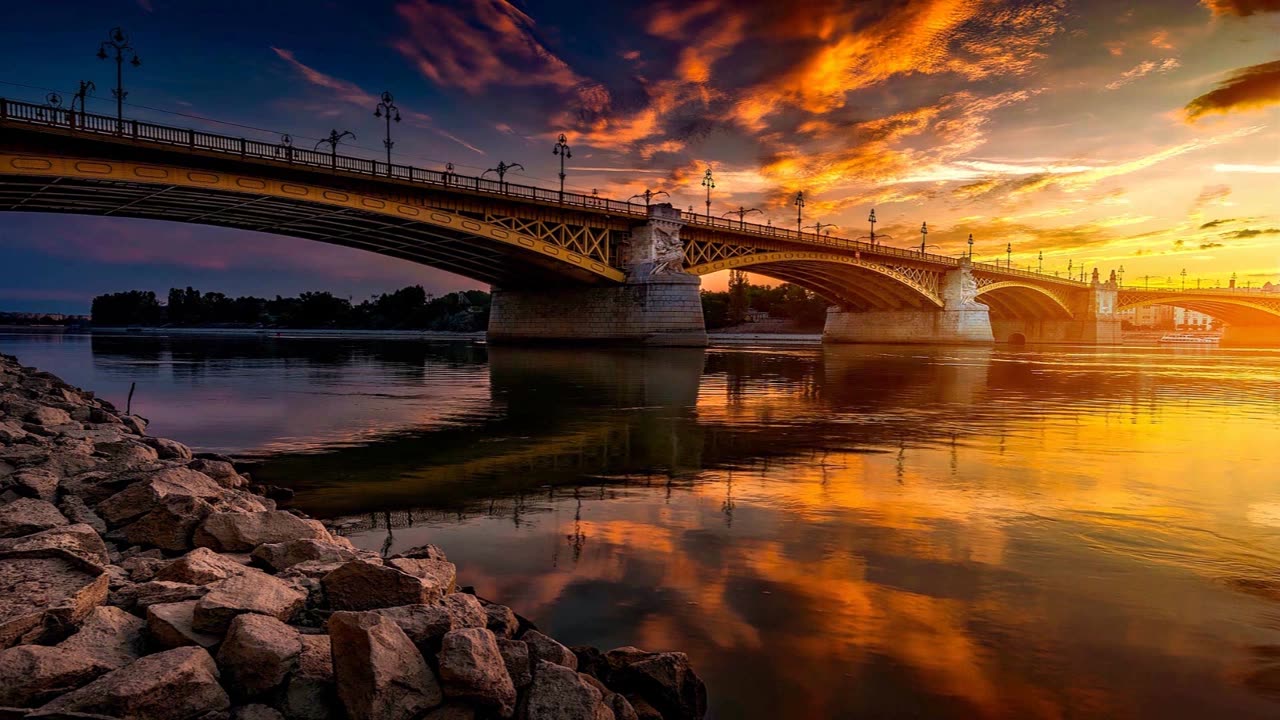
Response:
[5,332,1280,719]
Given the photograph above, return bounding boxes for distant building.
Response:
[1173,307,1215,329]
[1117,305,1176,329]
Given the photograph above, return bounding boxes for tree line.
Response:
[90,286,491,331]
[700,272,830,330]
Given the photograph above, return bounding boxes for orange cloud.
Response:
[1199,0,1280,15]
[1184,60,1280,121]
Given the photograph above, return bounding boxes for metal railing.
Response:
[0,96,1085,286]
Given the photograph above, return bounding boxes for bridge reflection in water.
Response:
[56,335,1280,719]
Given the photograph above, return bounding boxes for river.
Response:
[4,331,1280,719]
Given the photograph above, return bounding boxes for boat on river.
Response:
[1158,333,1220,344]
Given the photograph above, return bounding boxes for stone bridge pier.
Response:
[989,270,1122,345]
[823,260,995,344]
[487,204,708,346]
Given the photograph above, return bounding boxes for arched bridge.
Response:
[2,98,1276,346]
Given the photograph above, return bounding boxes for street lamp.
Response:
[1118,265,1125,286]
[723,206,762,229]
[967,233,974,260]
[1006,243,1012,270]
[701,167,715,220]
[443,162,456,185]
[1181,268,1187,290]
[805,222,838,238]
[1037,251,1043,274]
[794,191,805,233]
[373,91,401,174]
[868,209,878,246]
[315,130,355,170]
[628,189,669,208]
[96,27,141,132]
[483,161,525,188]
[553,133,572,201]
[919,222,928,254]
[70,80,95,126]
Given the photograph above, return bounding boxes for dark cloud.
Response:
[1199,219,1237,229]
[1199,0,1280,15]
[1185,60,1280,121]
[1221,228,1280,239]
[1200,242,1224,249]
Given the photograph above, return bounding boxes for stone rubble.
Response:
[0,352,707,719]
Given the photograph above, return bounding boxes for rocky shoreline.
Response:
[0,353,707,720]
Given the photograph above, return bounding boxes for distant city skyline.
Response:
[1,0,1278,313]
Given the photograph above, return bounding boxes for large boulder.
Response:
[57,606,146,669]
[25,405,72,427]
[0,498,69,537]
[96,467,225,527]
[9,467,59,501]
[194,511,330,552]
[437,627,516,717]
[524,630,578,670]
[192,571,306,634]
[57,495,108,534]
[188,458,246,489]
[0,549,108,648]
[498,638,532,689]
[146,600,221,650]
[0,644,113,707]
[144,436,192,460]
[215,613,302,698]
[328,611,443,720]
[283,633,338,720]
[524,660,615,720]
[392,543,448,561]
[155,547,252,585]
[251,538,357,573]
[369,594,488,653]
[35,646,230,720]
[0,523,109,566]
[597,648,707,720]
[121,496,216,552]
[385,558,457,599]
[127,580,208,610]
[483,602,519,639]
[322,560,430,611]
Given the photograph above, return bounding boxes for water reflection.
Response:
[4,333,1280,718]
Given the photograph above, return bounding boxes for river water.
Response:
[4,331,1280,719]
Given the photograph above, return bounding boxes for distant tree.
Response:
[728,270,750,324]
[91,290,163,325]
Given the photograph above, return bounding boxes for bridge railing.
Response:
[0,96,1086,286]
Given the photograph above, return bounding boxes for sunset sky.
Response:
[1,0,1278,312]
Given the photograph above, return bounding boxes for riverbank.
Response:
[0,352,706,720]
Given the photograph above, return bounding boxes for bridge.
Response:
[2,97,1277,346]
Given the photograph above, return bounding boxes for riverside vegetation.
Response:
[0,352,707,720]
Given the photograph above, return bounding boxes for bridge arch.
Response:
[974,281,1074,319]
[0,152,626,287]
[686,251,945,311]
[1115,294,1280,326]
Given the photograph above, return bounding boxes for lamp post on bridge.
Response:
[1181,268,1187,290]
[967,233,974,260]
[1118,265,1125,286]
[1006,243,1012,270]
[96,27,141,133]
[316,130,355,170]
[919,222,928,254]
[858,209,891,247]
[443,162,457,185]
[794,191,805,234]
[553,134,571,202]
[805,222,838,238]
[373,91,401,176]
[701,167,715,220]
[723,206,762,229]
[1037,251,1043,274]
[483,161,525,190]
[628,189,669,209]
[70,80,95,127]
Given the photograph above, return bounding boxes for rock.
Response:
[93,440,159,467]
[146,601,220,650]
[369,594,487,653]
[192,572,305,634]
[0,524,109,566]
[118,555,169,582]
[392,543,448,561]
[96,468,224,527]
[144,437,192,461]
[283,633,337,720]
[57,496,107,534]
[599,648,707,720]
[10,468,59,501]
[323,560,447,611]
[250,539,357,573]
[215,613,302,698]
[278,559,348,579]
[608,693,641,720]
[121,496,215,552]
[484,602,519,639]
[128,580,208,610]
[0,420,31,443]
[385,558,457,600]
[121,414,148,435]
[524,630,578,670]
[35,646,230,720]
[193,512,330,553]
[524,660,614,720]
[233,704,284,720]
[26,406,72,426]
[328,611,442,720]
[0,498,69,537]
[437,628,516,716]
[154,547,251,585]
[498,639,532,689]
[57,606,145,669]
[423,703,478,720]
[0,644,113,707]
[0,549,108,648]
[187,459,245,490]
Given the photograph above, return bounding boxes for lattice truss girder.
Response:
[880,263,943,299]
[684,238,758,266]
[483,213,613,266]
[1118,291,1280,314]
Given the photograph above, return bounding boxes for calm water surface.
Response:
[5,332,1280,719]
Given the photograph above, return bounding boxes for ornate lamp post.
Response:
[967,233,974,260]
[628,189,669,208]
[723,206,762,229]
[701,167,715,220]
[70,80,95,126]
[483,161,524,189]
[794,191,805,233]
[443,162,456,185]
[867,209,878,246]
[919,221,928,254]
[96,27,141,132]
[805,222,838,238]
[1038,251,1043,274]
[1006,243,1012,269]
[315,130,355,170]
[553,134,572,202]
[373,91,401,174]
[1181,267,1187,290]
[1118,265,1125,286]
